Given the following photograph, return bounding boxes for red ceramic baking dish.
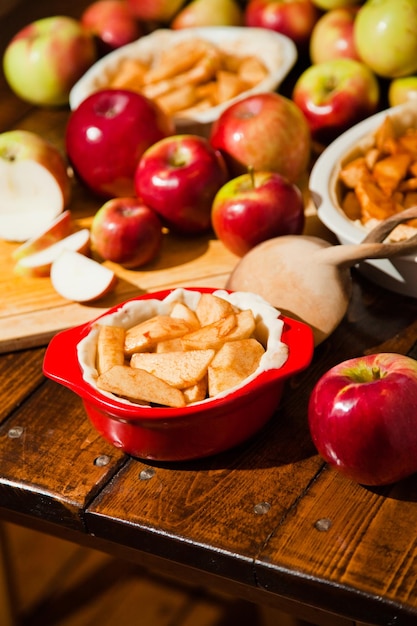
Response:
[43,287,314,461]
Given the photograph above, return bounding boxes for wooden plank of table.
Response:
[254,464,417,626]
[0,378,127,530]
[0,349,45,424]
[84,398,324,586]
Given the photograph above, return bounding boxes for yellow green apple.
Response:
[172,0,243,28]
[311,0,360,8]
[388,76,417,107]
[354,0,417,78]
[3,16,97,106]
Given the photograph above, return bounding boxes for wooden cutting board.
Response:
[0,219,239,354]
[1,198,327,354]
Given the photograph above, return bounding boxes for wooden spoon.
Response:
[227,207,417,346]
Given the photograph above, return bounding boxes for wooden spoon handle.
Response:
[315,207,417,268]
[362,206,417,244]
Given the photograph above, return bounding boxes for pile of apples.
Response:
[3,0,417,303]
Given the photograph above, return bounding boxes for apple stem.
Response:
[372,366,381,380]
[248,165,256,188]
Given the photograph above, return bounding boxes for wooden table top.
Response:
[2,3,417,626]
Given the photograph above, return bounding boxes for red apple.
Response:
[209,92,311,184]
[81,0,142,54]
[388,76,417,107]
[292,58,380,145]
[91,197,163,268]
[244,0,320,50]
[126,0,186,22]
[50,250,117,302]
[135,134,228,235]
[308,353,417,486]
[0,130,71,242]
[309,6,360,65]
[3,16,97,107]
[66,89,175,198]
[211,170,304,257]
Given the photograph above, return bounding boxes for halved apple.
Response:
[0,130,71,242]
[14,228,90,277]
[12,210,73,261]
[50,250,117,302]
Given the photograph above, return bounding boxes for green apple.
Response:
[171,0,243,28]
[3,16,97,106]
[354,0,417,78]
[388,75,417,107]
[311,0,359,9]
[0,130,71,242]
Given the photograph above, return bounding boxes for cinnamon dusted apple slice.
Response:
[50,250,117,302]
[14,228,90,277]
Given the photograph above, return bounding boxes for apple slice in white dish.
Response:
[0,130,71,242]
[12,210,73,261]
[50,250,117,302]
[14,228,90,278]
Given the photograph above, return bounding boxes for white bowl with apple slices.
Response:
[69,26,297,129]
[309,102,417,298]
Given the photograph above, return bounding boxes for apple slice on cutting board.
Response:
[50,250,117,302]
[0,129,71,242]
[12,210,73,261]
[14,228,90,277]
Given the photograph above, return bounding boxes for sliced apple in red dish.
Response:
[0,130,71,242]
[14,228,90,277]
[12,210,73,261]
[50,250,117,302]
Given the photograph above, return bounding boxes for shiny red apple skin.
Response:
[209,92,311,184]
[292,58,380,145]
[244,0,320,50]
[91,197,163,268]
[66,89,175,198]
[308,353,417,486]
[309,6,360,65]
[135,134,228,235]
[212,171,304,257]
[81,0,142,54]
